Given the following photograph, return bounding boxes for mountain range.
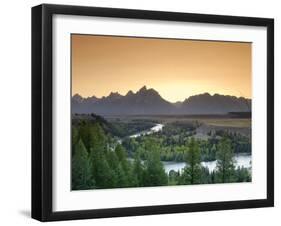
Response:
[72,86,251,115]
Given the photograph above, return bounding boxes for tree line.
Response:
[123,123,251,163]
[72,120,251,190]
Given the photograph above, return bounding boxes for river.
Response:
[129,123,164,138]
[116,123,164,144]
[163,154,251,173]
[126,123,252,173]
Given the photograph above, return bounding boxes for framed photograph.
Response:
[32,4,274,221]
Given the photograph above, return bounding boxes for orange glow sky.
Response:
[72,34,252,102]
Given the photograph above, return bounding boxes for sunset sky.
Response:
[72,34,252,102]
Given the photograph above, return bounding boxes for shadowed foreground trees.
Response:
[142,138,168,186]
[179,137,201,184]
[215,136,236,183]
[72,120,252,190]
[72,139,94,190]
[72,122,168,189]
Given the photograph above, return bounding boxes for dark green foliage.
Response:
[93,153,114,188]
[72,139,94,190]
[115,144,127,162]
[200,166,213,184]
[235,166,251,182]
[142,138,168,186]
[72,126,79,156]
[168,170,180,185]
[215,137,236,183]
[109,121,155,138]
[115,144,136,187]
[200,142,217,161]
[123,124,250,163]
[115,163,128,187]
[179,138,202,184]
[186,137,201,184]
[215,130,251,154]
[71,117,252,190]
[107,151,119,170]
[133,151,145,186]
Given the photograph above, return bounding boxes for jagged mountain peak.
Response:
[136,86,161,98]
[126,90,134,96]
[85,95,99,102]
[72,93,84,102]
[72,88,251,115]
[202,92,211,96]
[138,85,147,93]
[108,92,122,98]
[73,93,82,98]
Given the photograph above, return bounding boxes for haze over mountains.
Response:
[72,86,251,115]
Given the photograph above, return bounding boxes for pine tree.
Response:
[188,137,201,183]
[115,163,129,187]
[106,150,120,187]
[79,122,107,154]
[215,136,235,183]
[81,122,111,188]
[107,150,119,171]
[133,150,144,186]
[143,138,168,186]
[114,144,135,187]
[72,139,94,190]
[72,126,79,156]
[235,166,251,182]
[78,122,92,154]
[180,137,201,184]
[93,152,114,188]
[115,144,127,162]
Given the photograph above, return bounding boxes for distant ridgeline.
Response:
[227,112,252,118]
[72,86,251,115]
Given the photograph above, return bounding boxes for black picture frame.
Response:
[32,3,274,222]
